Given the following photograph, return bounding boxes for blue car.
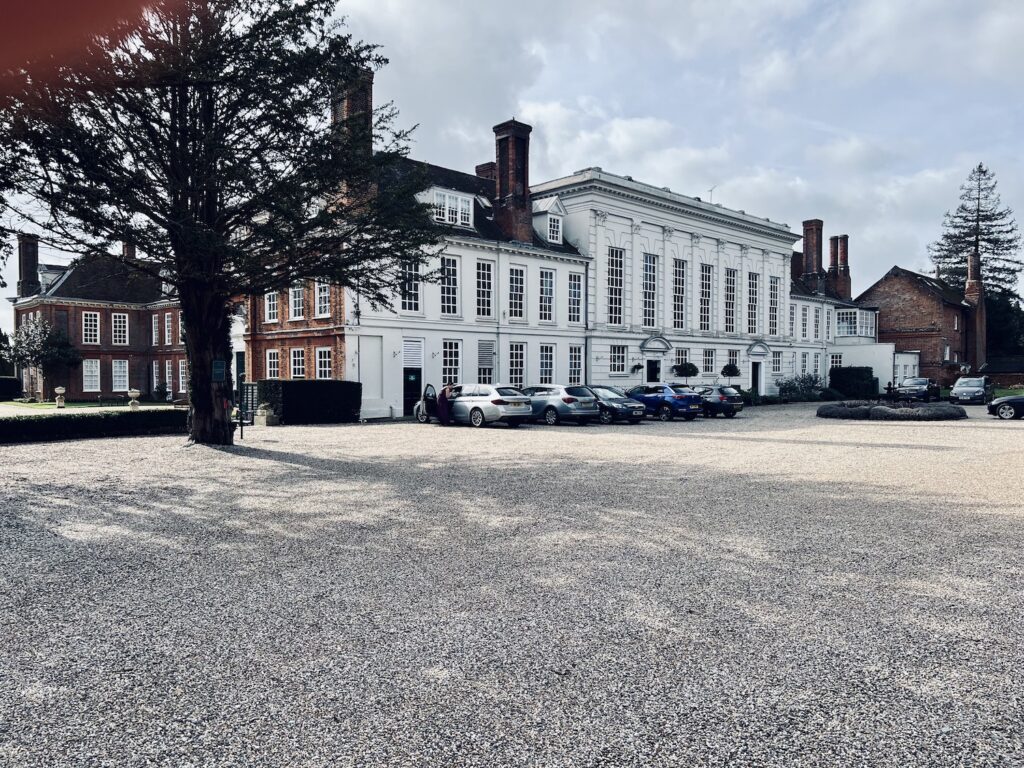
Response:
[626,384,703,421]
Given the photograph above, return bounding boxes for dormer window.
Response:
[433,190,472,228]
[548,215,562,244]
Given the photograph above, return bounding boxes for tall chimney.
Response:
[332,68,374,158]
[828,236,839,273]
[964,249,986,371]
[492,119,534,243]
[17,233,40,298]
[837,234,852,301]
[802,219,823,292]
[122,242,136,260]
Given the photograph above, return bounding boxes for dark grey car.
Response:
[521,385,600,425]
[949,376,995,405]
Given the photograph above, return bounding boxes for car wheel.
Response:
[415,409,429,424]
[724,412,736,419]
[658,404,673,421]
[599,409,614,425]
[470,408,486,428]
[996,403,1017,420]
[544,407,560,426]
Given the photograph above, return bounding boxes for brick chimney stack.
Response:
[332,68,374,159]
[17,233,40,298]
[965,249,986,370]
[492,119,534,243]
[122,242,136,260]
[836,234,852,301]
[475,162,496,181]
[802,219,824,292]
[828,236,839,273]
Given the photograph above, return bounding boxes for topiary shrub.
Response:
[0,410,187,443]
[817,403,872,419]
[818,401,967,421]
[829,367,879,398]
[819,387,845,401]
[255,379,361,424]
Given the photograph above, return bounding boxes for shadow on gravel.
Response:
[2,440,1023,765]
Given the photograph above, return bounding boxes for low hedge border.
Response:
[817,401,967,421]
[0,409,188,444]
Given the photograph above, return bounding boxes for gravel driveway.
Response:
[1,404,1022,766]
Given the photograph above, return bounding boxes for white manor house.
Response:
[338,115,913,419]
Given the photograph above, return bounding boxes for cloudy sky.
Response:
[3,0,1023,331]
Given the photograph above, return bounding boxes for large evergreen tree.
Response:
[928,163,1021,295]
[0,0,438,444]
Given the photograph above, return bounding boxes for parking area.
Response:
[1,404,1022,765]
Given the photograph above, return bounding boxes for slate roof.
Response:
[861,266,968,307]
[46,254,163,303]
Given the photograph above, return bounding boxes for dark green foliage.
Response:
[774,373,824,401]
[720,363,740,380]
[0,0,439,444]
[819,388,845,401]
[817,401,966,421]
[0,376,22,399]
[671,362,699,381]
[0,331,12,376]
[0,409,187,443]
[256,379,361,424]
[928,163,1021,296]
[828,366,878,398]
[986,292,1024,356]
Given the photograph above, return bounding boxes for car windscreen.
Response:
[902,378,928,385]
[565,386,594,398]
[956,378,983,387]
[671,386,697,395]
[590,386,625,400]
[495,387,525,396]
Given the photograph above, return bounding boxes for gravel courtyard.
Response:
[1,404,1022,767]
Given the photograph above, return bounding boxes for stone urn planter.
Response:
[54,386,66,409]
[128,388,142,411]
[254,402,279,426]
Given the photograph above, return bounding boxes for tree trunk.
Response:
[183,290,234,446]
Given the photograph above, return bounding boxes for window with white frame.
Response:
[548,215,561,244]
[836,309,857,336]
[178,359,188,393]
[433,191,472,227]
[177,311,184,345]
[801,352,808,374]
[152,315,160,344]
[164,313,173,345]
[112,360,129,391]
[539,269,554,322]
[316,347,332,379]
[642,253,657,328]
[266,349,280,379]
[675,348,689,367]
[724,268,737,333]
[264,291,279,322]
[315,281,331,317]
[801,306,808,339]
[768,277,780,336]
[703,348,715,375]
[476,261,493,318]
[944,344,951,361]
[568,273,582,324]
[813,307,821,340]
[568,345,582,385]
[826,309,833,341]
[700,264,713,331]
[291,348,306,378]
[609,345,627,374]
[509,342,525,387]
[509,266,525,319]
[440,257,459,316]
[728,349,739,368]
[164,360,173,398]
[112,313,128,345]
[477,340,495,384]
[789,304,796,337]
[539,344,554,384]
[830,353,843,371]
[289,284,304,320]
[858,311,876,338]
[82,311,100,344]
[83,359,100,392]
[152,361,159,390]
[747,273,760,335]
[400,260,420,312]
[813,352,821,375]
[607,247,624,325]
[441,340,460,385]
[772,351,783,375]
[672,258,686,329]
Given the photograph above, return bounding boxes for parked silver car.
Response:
[415,383,533,427]
[520,385,600,425]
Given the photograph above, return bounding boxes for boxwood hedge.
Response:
[0,409,187,444]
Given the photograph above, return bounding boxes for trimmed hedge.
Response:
[0,409,187,444]
[829,367,879,399]
[0,376,22,400]
[817,401,967,421]
[255,379,361,424]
